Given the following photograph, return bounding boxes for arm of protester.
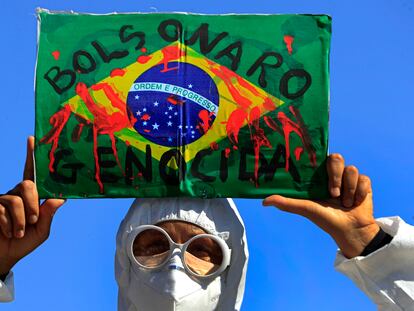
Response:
[263,154,414,309]
[0,136,66,302]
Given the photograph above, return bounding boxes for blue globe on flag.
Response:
[126,62,220,147]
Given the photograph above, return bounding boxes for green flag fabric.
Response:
[35,9,331,199]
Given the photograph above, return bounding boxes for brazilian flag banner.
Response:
[35,9,331,199]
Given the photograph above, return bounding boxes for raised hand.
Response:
[0,136,66,275]
[263,154,380,258]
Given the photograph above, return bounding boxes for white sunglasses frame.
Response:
[126,224,231,279]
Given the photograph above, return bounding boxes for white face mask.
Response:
[127,251,222,311]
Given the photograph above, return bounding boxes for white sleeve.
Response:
[334,216,414,311]
[0,271,15,302]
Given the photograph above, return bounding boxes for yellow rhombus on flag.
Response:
[65,42,285,166]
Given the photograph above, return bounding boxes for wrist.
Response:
[334,223,381,259]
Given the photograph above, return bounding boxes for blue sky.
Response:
[0,0,413,310]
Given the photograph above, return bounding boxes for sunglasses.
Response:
[126,224,231,278]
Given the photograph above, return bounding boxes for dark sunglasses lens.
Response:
[184,236,224,276]
[133,229,170,267]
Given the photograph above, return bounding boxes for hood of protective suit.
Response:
[115,197,248,311]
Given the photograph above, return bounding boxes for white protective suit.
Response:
[0,211,414,310]
[335,216,414,311]
[115,197,249,311]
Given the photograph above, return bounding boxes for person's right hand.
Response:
[0,136,66,276]
[263,154,379,259]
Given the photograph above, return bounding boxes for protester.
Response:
[115,197,247,310]
[0,136,413,310]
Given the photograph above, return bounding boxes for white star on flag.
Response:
[152,123,160,130]
[153,101,159,107]
[136,110,141,116]
[168,106,173,111]
[167,121,173,126]
[135,95,139,100]
[188,84,193,88]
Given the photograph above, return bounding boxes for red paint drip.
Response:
[75,82,132,193]
[52,50,60,60]
[91,83,125,111]
[263,97,276,111]
[198,110,213,134]
[208,64,252,109]
[110,68,126,77]
[225,105,272,185]
[109,132,125,175]
[128,109,138,127]
[232,145,238,151]
[167,95,185,105]
[264,106,316,169]
[207,61,278,113]
[283,35,294,55]
[210,142,219,151]
[294,147,304,161]
[77,82,130,132]
[141,47,147,53]
[277,111,308,171]
[236,74,261,97]
[92,125,104,193]
[137,55,152,64]
[288,106,317,167]
[249,107,272,185]
[141,114,151,121]
[159,45,186,72]
[224,148,231,158]
[40,105,72,172]
[226,108,248,144]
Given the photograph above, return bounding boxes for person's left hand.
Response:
[263,154,380,258]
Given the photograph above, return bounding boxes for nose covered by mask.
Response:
[129,249,222,311]
[115,198,248,311]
